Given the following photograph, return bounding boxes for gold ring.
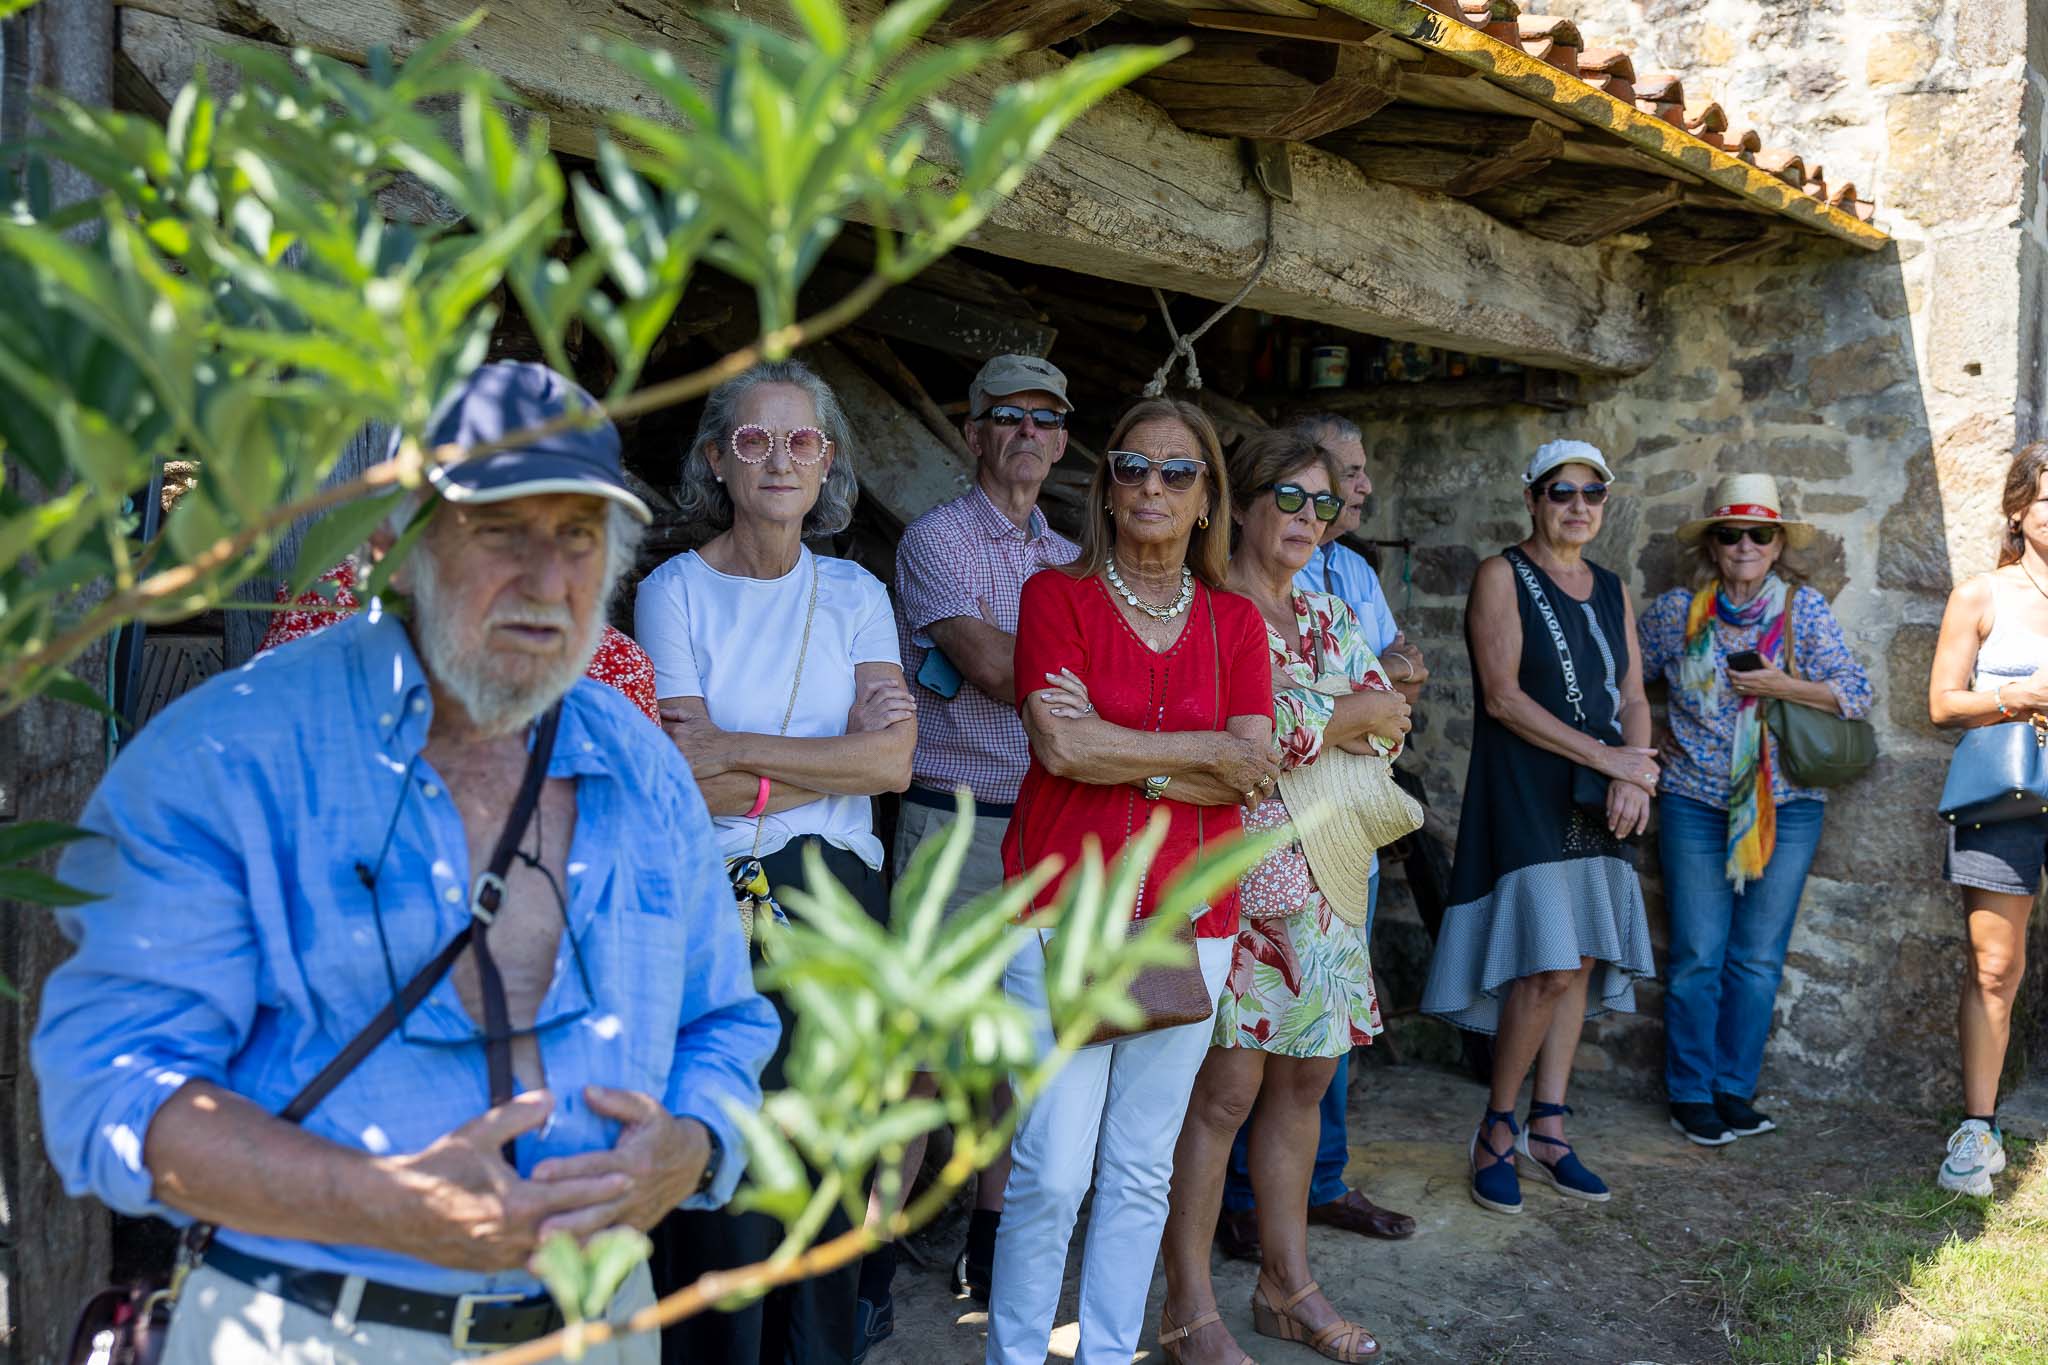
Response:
[1243,790,1258,803]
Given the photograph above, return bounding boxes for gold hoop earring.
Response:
[1198,515,1210,529]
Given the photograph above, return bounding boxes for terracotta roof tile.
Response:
[1518,15,1582,75]
[1577,47,1635,82]
[1724,126,1764,155]
[1827,181,1858,208]
[1576,46,1635,99]
[1754,149,1806,185]
[1684,101,1727,133]
[1462,0,1522,42]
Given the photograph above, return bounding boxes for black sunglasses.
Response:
[1539,480,1610,506]
[974,404,1068,430]
[1264,482,1344,523]
[1107,450,1207,492]
[1711,524,1780,546]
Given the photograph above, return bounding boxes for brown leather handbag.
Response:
[1026,589,1224,1048]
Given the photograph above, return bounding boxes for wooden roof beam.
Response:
[1133,34,1401,140]
[936,0,1124,49]
[1524,179,1683,246]
[1319,109,1563,197]
[1306,0,1888,249]
[1183,8,1379,43]
[119,0,1661,374]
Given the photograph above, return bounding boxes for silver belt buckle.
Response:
[450,1290,526,1352]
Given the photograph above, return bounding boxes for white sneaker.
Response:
[1937,1119,2006,1196]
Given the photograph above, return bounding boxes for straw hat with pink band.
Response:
[1677,473,1816,550]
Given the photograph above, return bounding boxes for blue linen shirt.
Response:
[1294,542,1400,657]
[31,606,779,1296]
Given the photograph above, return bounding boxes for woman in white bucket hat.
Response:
[1639,474,1871,1146]
[1421,440,1658,1217]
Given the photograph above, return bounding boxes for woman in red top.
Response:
[987,398,1276,1365]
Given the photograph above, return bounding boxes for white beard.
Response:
[408,544,605,737]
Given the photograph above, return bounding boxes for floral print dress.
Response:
[1213,590,1397,1058]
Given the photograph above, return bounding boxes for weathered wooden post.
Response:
[0,3,119,1359]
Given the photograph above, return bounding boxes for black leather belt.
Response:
[201,1243,565,1348]
[903,783,1013,818]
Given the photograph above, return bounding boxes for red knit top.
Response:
[1003,569,1273,939]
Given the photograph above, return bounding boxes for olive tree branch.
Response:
[470,994,1123,1365]
[0,272,891,715]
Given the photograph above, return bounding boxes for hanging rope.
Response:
[1141,191,1277,398]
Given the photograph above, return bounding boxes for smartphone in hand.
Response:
[1726,649,1766,673]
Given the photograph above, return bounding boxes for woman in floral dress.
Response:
[1157,429,1410,1365]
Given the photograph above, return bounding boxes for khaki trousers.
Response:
[891,796,1011,912]
[160,1261,659,1364]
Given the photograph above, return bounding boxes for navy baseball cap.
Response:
[417,362,652,524]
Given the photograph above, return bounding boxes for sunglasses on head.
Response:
[1538,480,1609,506]
[1107,450,1207,492]
[1264,482,1344,523]
[729,424,831,465]
[975,404,1068,430]
[1711,524,1780,546]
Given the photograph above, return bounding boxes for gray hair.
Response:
[1286,411,1363,447]
[676,359,859,538]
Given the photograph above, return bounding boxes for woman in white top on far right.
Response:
[633,357,914,1365]
[1929,441,2048,1196]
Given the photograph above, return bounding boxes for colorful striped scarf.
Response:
[1680,575,1789,888]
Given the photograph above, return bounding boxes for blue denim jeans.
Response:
[1659,794,1825,1104]
[1222,871,1377,1213]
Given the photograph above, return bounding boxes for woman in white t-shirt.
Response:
[634,358,913,1365]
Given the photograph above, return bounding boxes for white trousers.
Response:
[159,1262,658,1364]
[986,929,1231,1365]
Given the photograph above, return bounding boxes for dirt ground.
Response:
[867,1060,1955,1365]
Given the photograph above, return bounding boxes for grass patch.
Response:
[1701,1137,2048,1364]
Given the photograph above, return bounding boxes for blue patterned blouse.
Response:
[1638,583,1873,808]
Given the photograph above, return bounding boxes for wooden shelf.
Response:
[1246,370,1583,417]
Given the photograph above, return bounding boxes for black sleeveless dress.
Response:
[1421,547,1653,1034]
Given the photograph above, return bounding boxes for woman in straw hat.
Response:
[1152,428,1409,1365]
[1638,474,1871,1147]
[1928,441,2048,1195]
[1422,439,1658,1217]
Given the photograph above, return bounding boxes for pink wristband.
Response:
[746,776,772,819]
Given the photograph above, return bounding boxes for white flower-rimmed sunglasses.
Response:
[728,424,832,466]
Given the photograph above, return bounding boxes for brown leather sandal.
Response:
[1159,1306,1255,1365]
[1250,1276,1380,1362]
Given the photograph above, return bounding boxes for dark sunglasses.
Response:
[1539,480,1609,506]
[1711,524,1780,547]
[1264,482,1344,523]
[974,404,1068,430]
[1107,450,1207,492]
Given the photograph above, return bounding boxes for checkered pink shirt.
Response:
[894,487,1079,805]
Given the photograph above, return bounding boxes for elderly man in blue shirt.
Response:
[32,362,778,1363]
[1217,411,1428,1260]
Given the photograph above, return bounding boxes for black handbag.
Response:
[1764,601,1877,788]
[64,703,562,1365]
[1938,717,2048,828]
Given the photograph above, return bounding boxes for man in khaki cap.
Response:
[854,355,1080,1354]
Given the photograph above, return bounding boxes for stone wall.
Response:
[1363,0,2042,1108]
